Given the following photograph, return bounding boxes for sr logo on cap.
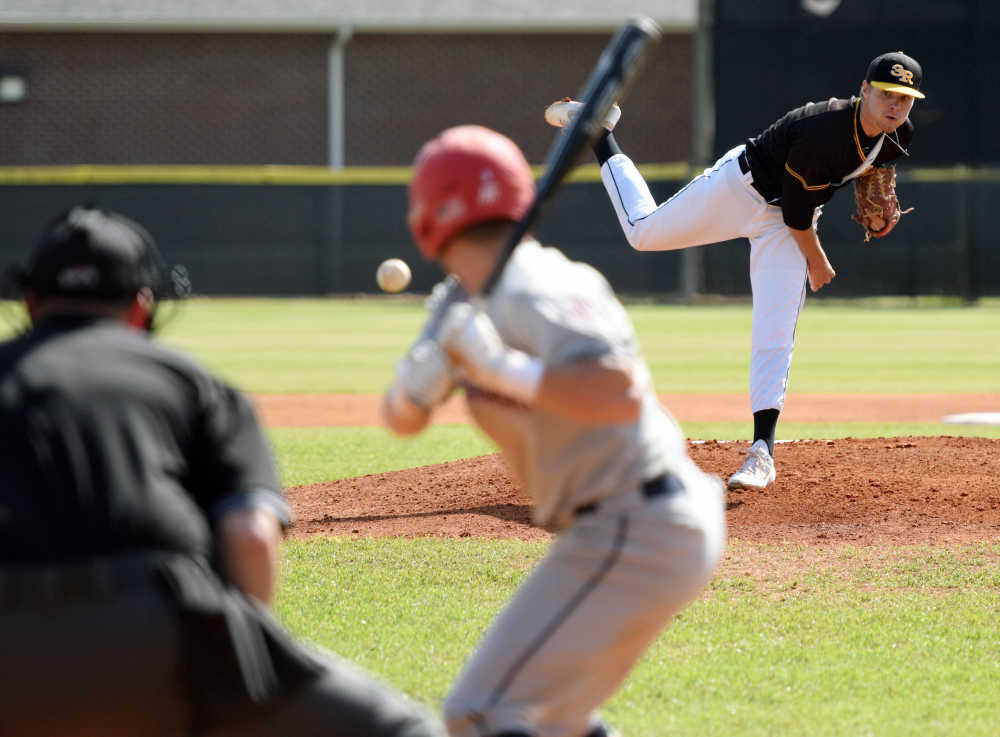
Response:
[890,63,915,86]
[866,51,925,99]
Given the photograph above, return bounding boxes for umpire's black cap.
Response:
[866,51,925,100]
[14,207,186,301]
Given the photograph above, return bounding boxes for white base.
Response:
[941,412,1000,426]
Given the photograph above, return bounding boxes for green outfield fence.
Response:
[0,164,996,299]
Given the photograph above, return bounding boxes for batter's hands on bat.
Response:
[439,302,544,405]
[394,339,456,409]
[382,339,457,436]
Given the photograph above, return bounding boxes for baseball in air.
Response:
[376,258,412,292]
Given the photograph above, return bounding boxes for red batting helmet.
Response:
[407,125,535,260]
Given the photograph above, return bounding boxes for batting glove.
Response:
[439,302,544,405]
[392,339,457,410]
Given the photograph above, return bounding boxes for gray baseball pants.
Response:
[443,459,725,737]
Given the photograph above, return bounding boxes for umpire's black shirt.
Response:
[0,314,285,563]
[743,96,914,230]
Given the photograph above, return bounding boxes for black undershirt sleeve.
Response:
[593,130,623,166]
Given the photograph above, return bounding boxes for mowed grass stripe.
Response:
[139,297,1000,394]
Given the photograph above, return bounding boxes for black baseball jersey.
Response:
[0,314,286,564]
[743,96,914,230]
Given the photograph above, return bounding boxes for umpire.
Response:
[0,207,444,737]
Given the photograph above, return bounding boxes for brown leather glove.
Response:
[851,165,914,242]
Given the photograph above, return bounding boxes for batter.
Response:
[550,51,925,490]
[382,125,725,737]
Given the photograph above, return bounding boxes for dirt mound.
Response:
[286,436,1000,546]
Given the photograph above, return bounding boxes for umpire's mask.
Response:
[7,206,191,332]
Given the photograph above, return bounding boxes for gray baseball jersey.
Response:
[425,239,687,531]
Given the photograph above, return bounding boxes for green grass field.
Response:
[23,296,1000,735]
[276,538,1000,737]
[151,296,1000,396]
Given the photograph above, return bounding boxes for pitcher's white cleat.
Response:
[544,98,621,131]
[727,439,776,490]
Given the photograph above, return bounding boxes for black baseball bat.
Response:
[480,16,662,295]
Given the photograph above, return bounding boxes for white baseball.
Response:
[376,258,411,293]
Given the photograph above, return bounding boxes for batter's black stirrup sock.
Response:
[593,130,623,166]
[753,408,780,456]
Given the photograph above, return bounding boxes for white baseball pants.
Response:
[600,146,809,412]
[442,459,725,737]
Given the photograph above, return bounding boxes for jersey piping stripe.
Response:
[655,164,716,213]
[780,280,808,411]
[605,162,638,226]
[611,156,731,228]
[476,514,630,729]
[784,163,830,191]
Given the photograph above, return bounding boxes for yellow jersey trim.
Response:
[852,100,868,162]
[784,162,830,191]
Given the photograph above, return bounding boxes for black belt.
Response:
[738,150,770,200]
[0,551,169,607]
[737,149,752,175]
[574,473,683,517]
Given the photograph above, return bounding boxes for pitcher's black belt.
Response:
[738,150,770,200]
[737,149,752,175]
[574,473,683,517]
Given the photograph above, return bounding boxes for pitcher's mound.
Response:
[286,436,1000,546]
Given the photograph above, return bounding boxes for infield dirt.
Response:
[261,393,1000,550]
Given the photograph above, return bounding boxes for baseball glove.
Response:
[851,165,913,242]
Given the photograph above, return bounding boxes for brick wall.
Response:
[345,32,694,166]
[0,32,329,165]
[0,30,695,166]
